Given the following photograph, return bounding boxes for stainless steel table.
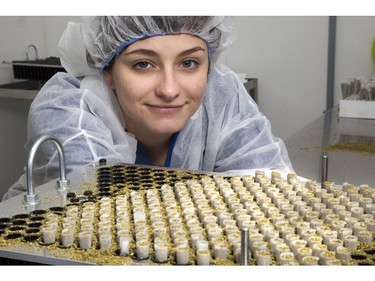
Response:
[284,106,375,187]
[0,165,97,265]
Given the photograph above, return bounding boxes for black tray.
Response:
[11,57,66,81]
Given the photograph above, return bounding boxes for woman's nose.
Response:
[155,68,181,100]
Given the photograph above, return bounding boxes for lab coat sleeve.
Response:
[207,65,293,173]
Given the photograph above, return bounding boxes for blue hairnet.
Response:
[80,16,236,73]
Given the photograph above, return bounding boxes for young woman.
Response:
[3,16,293,200]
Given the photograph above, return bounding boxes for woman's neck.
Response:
[125,121,175,166]
[130,128,172,166]
[141,135,172,166]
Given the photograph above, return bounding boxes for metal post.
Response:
[321,154,328,184]
[240,228,249,265]
[326,16,337,112]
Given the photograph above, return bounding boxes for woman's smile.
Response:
[146,103,186,114]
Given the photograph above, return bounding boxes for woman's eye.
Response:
[134,61,151,69]
[181,60,198,69]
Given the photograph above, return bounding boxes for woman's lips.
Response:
[147,104,184,114]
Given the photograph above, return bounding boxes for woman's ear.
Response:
[103,71,115,89]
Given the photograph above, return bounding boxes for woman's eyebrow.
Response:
[124,46,206,57]
[124,48,157,57]
[179,46,206,57]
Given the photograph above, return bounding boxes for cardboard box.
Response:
[339,99,375,119]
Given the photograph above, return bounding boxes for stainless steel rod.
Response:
[326,16,336,111]
[240,228,249,265]
[321,154,328,183]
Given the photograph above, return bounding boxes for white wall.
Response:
[0,98,32,199]
[220,16,329,139]
[0,16,374,198]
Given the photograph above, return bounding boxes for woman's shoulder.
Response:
[32,72,84,104]
[211,63,238,76]
[203,64,246,108]
[210,63,239,81]
[41,72,82,90]
[206,64,243,97]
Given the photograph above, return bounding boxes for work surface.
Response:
[285,106,375,188]
[0,163,374,266]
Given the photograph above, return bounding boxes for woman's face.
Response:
[104,34,209,140]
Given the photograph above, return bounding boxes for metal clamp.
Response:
[24,135,70,206]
